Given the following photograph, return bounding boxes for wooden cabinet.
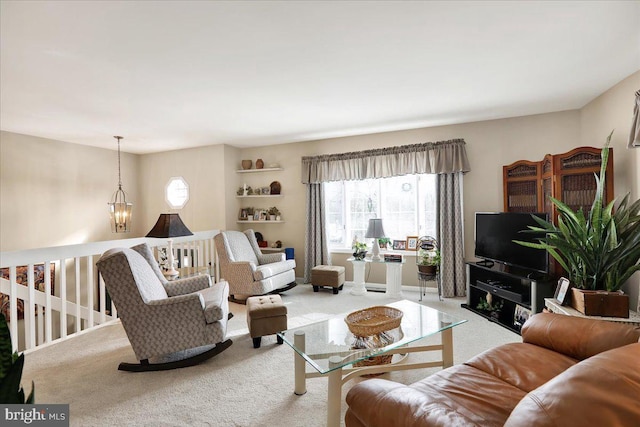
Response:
[502,160,541,213]
[503,147,614,221]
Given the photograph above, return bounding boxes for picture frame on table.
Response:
[406,236,418,251]
[554,277,571,305]
[392,240,406,250]
[513,304,531,330]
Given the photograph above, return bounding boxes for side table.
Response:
[369,258,405,298]
[347,258,370,295]
[544,298,640,326]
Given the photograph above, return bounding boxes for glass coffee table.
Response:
[278,300,466,427]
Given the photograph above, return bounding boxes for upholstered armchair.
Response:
[97,243,232,371]
[214,229,296,303]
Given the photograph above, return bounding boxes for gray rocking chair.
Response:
[97,243,232,372]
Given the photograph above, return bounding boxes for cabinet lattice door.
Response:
[503,146,614,220]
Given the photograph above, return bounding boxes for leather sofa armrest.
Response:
[521,312,640,360]
[346,379,415,427]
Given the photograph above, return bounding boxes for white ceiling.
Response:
[1,1,639,154]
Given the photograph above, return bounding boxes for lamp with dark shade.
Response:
[365,218,386,261]
[146,213,193,277]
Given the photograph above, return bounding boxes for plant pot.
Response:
[418,265,437,275]
[269,215,276,221]
[570,288,629,318]
[353,250,367,260]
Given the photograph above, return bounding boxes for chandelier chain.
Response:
[115,136,123,189]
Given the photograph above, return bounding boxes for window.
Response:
[325,174,437,249]
[165,177,189,209]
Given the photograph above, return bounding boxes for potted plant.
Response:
[267,206,280,221]
[417,248,440,275]
[476,293,503,320]
[377,237,391,249]
[0,312,35,403]
[516,132,640,317]
[352,240,368,260]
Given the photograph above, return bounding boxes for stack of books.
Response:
[384,254,403,263]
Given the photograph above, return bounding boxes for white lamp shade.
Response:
[365,219,386,238]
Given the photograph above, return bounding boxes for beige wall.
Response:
[235,110,581,282]
[137,144,228,234]
[1,72,638,301]
[579,70,640,309]
[0,131,142,251]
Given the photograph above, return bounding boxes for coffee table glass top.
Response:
[278,300,466,374]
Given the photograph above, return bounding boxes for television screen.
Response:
[474,212,548,274]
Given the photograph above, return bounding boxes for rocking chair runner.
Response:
[97,243,232,372]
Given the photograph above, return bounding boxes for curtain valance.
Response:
[301,139,471,184]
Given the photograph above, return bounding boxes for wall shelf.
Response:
[236,167,283,173]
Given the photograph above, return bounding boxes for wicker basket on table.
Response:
[345,306,403,368]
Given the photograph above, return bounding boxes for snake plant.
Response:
[516,131,640,292]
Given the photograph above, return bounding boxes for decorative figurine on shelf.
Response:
[256,158,264,169]
[477,292,503,320]
[243,183,248,197]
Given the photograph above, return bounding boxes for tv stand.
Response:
[463,262,553,334]
[476,259,494,268]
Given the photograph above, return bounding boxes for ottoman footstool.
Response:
[311,265,345,294]
[246,295,288,348]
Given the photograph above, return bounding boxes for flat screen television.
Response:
[474,212,548,274]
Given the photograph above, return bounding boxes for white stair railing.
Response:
[0,230,219,353]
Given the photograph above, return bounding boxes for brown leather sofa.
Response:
[345,313,640,427]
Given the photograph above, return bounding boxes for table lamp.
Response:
[146,213,193,277]
[365,218,386,261]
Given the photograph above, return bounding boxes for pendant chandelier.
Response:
[108,136,132,233]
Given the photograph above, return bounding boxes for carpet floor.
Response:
[21,283,519,426]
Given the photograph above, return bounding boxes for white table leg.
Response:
[326,356,343,427]
[385,262,403,298]
[441,324,453,368]
[294,331,307,395]
[350,261,367,295]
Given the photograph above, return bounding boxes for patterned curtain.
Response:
[302,139,470,183]
[438,172,467,297]
[304,183,330,282]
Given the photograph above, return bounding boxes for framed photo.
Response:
[392,240,406,250]
[253,210,261,221]
[513,304,531,330]
[554,277,571,305]
[261,187,271,195]
[238,208,248,220]
[406,236,418,251]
